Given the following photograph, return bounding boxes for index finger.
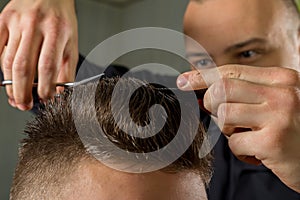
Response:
[176,65,300,91]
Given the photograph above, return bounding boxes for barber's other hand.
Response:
[0,0,78,110]
[177,65,300,193]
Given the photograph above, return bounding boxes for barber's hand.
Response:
[0,0,78,110]
[177,65,300,193]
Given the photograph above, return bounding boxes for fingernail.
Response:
[177,75,188,88]
[17,102,33,111]
[8,99,16,107]
[177,75,192,90]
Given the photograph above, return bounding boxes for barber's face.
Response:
[184,0,300,70]
[62,161,207,200]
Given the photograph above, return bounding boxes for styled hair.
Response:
[10,77,212,199]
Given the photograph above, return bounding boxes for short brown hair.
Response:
[10,77,212,199]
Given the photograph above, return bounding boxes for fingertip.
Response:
[56,86,65,94]
[8,98,16,108]
[17,101,33,111]
[13,81,34,109]
[38,84,56,101]
[177,77,188,89]
[176,74,192,90]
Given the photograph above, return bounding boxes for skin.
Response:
[178,0,300,193]
[0,0,78,110]
[60,160,207,200]
[2,0,300,195]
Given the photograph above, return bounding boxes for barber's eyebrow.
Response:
[224,38,267,53]
[186,52,211,58]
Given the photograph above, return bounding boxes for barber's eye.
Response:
[194,58,215,69]
[239,50,257,58]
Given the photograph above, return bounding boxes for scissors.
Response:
[0,73,212,115]
[0,73,106,88]
[0,73,183,91]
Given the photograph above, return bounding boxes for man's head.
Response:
[10,77,211,200]
[184,0,300,70]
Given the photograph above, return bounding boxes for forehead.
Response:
[184,0,288,50]
[185,0,287,26]
[65,161,207,200]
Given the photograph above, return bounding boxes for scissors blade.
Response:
[0,73,106,88]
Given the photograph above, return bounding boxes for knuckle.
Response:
[47,11,61,22]
[211,79,227,99]
[217,103,227,120]
[281,87,299,109]
[30,10,63,34]
[40,53,56,67]
[262,128,284,152]
[228,135,243,153]
[1,9,17,19]
[271,67,299,85]
[263,90,297,121]
[48,23,60,38]
[3,55,14,70]
[45,14,62,34]
[39,63,56,75]
[13,63,31,77]
[23,12,38,26]
[13,56,30,68]
[264,87,299,130]
[287,70,300,85]
[189,71,203,89]
[222,64,242,79]
[48,14,60,25]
